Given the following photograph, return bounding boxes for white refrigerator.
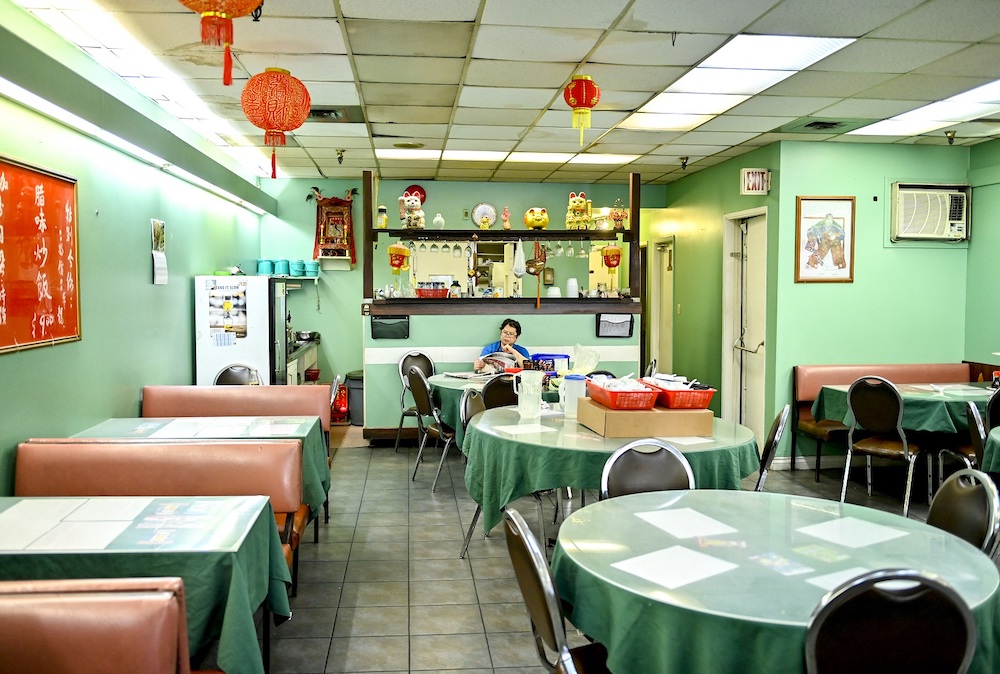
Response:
[194,275,288,385]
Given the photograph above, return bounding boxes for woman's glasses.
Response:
[501,331,518,338]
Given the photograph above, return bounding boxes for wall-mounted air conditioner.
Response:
[890,183,970,242]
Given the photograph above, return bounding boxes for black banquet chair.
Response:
[839,376,921,517]
[504,508,611,674]
[407,366,456,492]
[394,351,435,452]
[805,568,976,674]
[600,439,695,500]
[755,404,791,492]
[926,467,1000,557]
[481,373,518,409]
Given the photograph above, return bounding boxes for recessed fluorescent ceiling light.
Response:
[568,154,639,165]
[851,76,1000,136]
[375,149,442,160]
[441,150,509,161]
[618,113,714,131]
[699,35,855,71]
[895,101,1000,123]
[665,68,794,96]
[849,118,951,136]
[953,79,1000,103]
[640,92,751,115]
[505,152,575,163]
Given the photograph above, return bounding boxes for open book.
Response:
[480,351,519,374]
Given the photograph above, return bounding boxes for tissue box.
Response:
[577,398,714,437]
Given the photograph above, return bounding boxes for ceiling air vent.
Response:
[777,117,878,134]
[307,106,365,123]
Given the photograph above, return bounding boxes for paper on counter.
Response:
[807,566,871,591]
[66,497,153,521]
[636,508,737,539]
[797,517,908,548]
[28,521,132,551]
[493,423,558,435]
[612,545,737,589]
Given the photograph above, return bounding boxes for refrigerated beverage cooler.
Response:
[194,275,289,385]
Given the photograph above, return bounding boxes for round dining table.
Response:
[463,406,759,534]
[550,490,1000,674]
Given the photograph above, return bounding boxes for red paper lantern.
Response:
[563,74,600,146]
[177,0,260,85]
[241,68,311,178]
[602,244,622,269]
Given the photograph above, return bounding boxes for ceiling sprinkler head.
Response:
[680,156,689,170]
[337,149,345,164]
[944,131,956,145]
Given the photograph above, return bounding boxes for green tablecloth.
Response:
[464,407,759,533]
[0,495,292,674]
[550,490,1000,674]
[72,416,331,520]
[812,383,992,434]
[982,427,1000,473]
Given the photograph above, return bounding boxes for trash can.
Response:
[346,370,364,426]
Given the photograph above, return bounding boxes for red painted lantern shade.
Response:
[602,244,622,269]
[563,74,600,145]
[241,68,311,178]
[178,0,259,85]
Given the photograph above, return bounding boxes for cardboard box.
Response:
[577,397,714,437]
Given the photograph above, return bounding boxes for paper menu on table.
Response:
[612,545,737,589]
[493,423,558,435]
[0,498,89,550]
[796,517,908,548]
[66,497,153,522]
[148,417,216,438]
[28,521,133,551]
[636,508,737,539]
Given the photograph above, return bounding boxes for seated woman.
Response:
[474,318,529,372]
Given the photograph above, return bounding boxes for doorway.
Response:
[647,237,675,375]
[721,208,767,444]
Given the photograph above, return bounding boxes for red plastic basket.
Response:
[660,387,715,409]
[415,288,449,298]
[586,380,658,410]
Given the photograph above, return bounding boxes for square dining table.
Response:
[0,494,291,674]
[551,490,1000,674]
[71,416,330,521]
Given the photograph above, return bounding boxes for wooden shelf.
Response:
[365,297,641,316]
[374,228,627,242]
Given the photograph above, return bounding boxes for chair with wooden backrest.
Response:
[755,404,791,492]
[839,376,922,517]
[408,366,456,492]
[0,576,221,674]
[481,373,518,409]
[394,351,435,452]
[600,439,695,500]
[458,388,488,559]
[926,467,1000,558]
[503,509,611,674]
[805,568,976,674]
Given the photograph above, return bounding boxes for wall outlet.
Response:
[463,209,470,219]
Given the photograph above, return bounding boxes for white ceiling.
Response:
[16,0,1000,183]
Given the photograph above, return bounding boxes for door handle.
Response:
[734,339,764,354]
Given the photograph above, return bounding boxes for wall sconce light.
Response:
[945,131,956,145]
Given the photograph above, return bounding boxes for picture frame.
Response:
[794,196,855,283]
[542,267,555,285]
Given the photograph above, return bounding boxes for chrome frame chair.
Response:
[393,351,435,453]
[503,508,610,674]
[643,358,657,377]
[586,369,616,378]
[927,467,1000,558]
[840,376,921,517]
[407,366,456,492]
[755,404,791,492]
[987,387,1000,432]
[481,373,518,409]
[967,402,990,469]
[600,439,695,500]
[805,568,976,674]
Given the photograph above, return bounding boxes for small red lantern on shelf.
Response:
[177,0,260,85]
[563,74,600,146]
[602,244,622,269]
[388,243,410,274]
[241,68,311,178]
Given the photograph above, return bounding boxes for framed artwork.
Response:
[794,196,855,283]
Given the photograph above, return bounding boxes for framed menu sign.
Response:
[0,156,80,353]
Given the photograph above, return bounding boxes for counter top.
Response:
[287,340,318,361]
[365,296,640,316]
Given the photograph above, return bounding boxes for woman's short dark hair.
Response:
[500,318,521,336]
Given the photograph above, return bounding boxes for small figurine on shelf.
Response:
[376,204,389,229]
[501,206,511,230]
[398,190,425,229]
[479,215,492,230]
[523,207,549,230]
[432,213,446,229]
[609,198,629,230]
[565,191,592,230]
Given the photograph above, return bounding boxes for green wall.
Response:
[966,138,1000,364]
[0,97,261,494]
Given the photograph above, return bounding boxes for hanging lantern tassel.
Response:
[223,43,233,85]
[178,2,260,84]
[563,74,600,147]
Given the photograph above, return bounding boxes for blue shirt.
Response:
[480,341,530,359]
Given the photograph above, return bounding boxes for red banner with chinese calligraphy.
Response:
[0,156,80,353]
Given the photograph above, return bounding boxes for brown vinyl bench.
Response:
[0,577,220,674]
[792,363,971,481]
[141,384,333,534]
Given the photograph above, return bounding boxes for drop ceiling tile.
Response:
[914,44,1000,78]
[580,64,686,93]
[298,82,362,106]
[436,168,497,179]
[869,0,1000,42]
[589,91,654,111]
[250,0,333,18]
[453,108,540,126]
[158,52,235,80]
[481,0,630,29]
[379,168,439,178]
[812,98,925,119]
[516,140,598,153]
[458,86,556,109]
[278,156,321,166]
[858,74,992,101]
[599,128,684,144]
[346,19,473,58]
[649,144,728,157]
[371,132,446,147]
[695,115,796,132]
[308,147,375,160]
[535,110,629,129]
[587,142,661,154]
[362,82,458,106]
[237,17,346,54]
[238,54,353,81]
[748,0,927,37]
[315,166,370,177]
[465,60,576,88]
[673,130,762,145]
[763,71,897,98]
[713,145,760,158]
[620,0,788,33]
[365,106,453,124]
[295,135,373,148]
[726,95,842,117]
[752,132,838,144]
[444,139,517,151]
[355,56,466,84]
[280,166,324,178]
[810,38,968,74]
[296,121,370,137]
[448,125,525,140]
[590,31,727,67]
[472,25,602,62]
[340,0,481,21]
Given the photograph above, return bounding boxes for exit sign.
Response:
[740,168,770,195]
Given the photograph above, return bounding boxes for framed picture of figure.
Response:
[794,196,855,283]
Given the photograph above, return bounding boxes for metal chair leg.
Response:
[431,438,454,492]
[839,448,854,503]
[459,505,482,558]
[393,410,406,452]
[903,455,918,517]
[411,432,430,481]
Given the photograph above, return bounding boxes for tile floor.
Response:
[267,426,934,673]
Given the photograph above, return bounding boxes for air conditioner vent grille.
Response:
[890,183,970,242]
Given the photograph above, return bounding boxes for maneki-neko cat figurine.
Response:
[398,190,425,229]
[565,191,592,230]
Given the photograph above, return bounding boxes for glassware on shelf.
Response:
[465,244,473,259]
[441,242,451,254]
[578,241,589,258]
[430,242,439,253]
[418,241,428,253]
[566,242,575,258]
[452,243,463,258]
[555,241,564,257]
[408,241,417,255]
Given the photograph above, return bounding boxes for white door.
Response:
[721,211,767,444]
[649,238,674,374]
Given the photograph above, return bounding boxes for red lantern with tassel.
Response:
[563,74,600,146]
[178,0,260,85]
[241,68,311,178]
